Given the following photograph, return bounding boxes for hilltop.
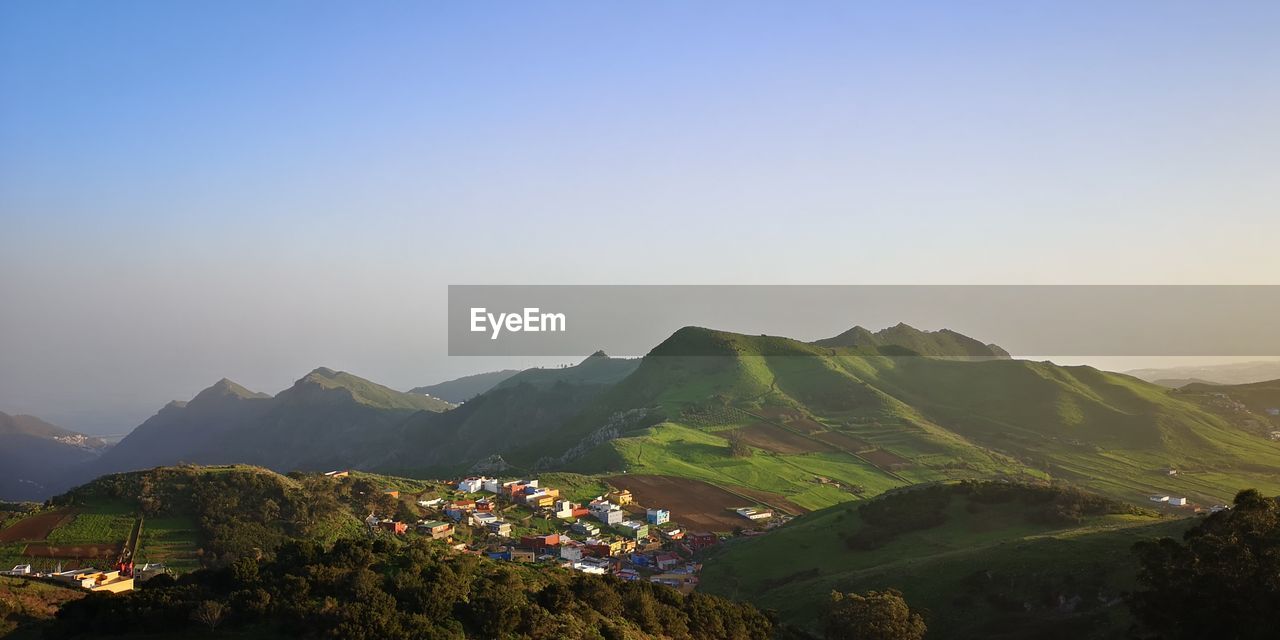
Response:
[0,465,366,576]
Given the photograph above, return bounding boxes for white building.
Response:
[735,507,773,520]
[457,477,487,493]
[554,500,576,519]
[590,501,624,525]
[572,558,609,574]
[482,478,502,494]
[1149,495,1170,503]
[1169,497,1189,506]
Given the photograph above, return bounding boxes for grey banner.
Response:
[447,285,1280,356]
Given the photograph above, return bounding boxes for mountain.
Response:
[387,353,642,475]
[494,325,1280,511]
[409,369,521,403]
[1128,361,1280,386]
[371,325,1280,514]
[813,322,1011,358]
[0,412,109,501]
[70,368,454,491]
[1150,377,1218,388]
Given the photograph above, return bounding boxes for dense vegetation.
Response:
[49,538,773,640]
[50,466,360,567]
[1129,488,1280,640]
[823,589,926,640]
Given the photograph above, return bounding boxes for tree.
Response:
[823,589,926,640]
[727,432,753,458]
[1129,489,1280,639]
[190,600,226,631]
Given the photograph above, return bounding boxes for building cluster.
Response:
[363,475,723,590]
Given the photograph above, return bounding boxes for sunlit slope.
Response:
[561,326,1280,507]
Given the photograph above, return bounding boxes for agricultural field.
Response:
[43,501,134,546]
[134,515,201,571]
[605,473,780,531]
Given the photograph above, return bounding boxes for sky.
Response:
[2,1,1279,434]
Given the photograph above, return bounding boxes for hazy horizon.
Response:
[4,1,1279,435]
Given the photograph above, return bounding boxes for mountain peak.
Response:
[812,323,1007,358]
[191,378,267,405]
[283,367,453,411]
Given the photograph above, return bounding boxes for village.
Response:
[352,472,785,593]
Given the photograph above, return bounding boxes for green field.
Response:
[134,515,201,571]
[45,501,135,545]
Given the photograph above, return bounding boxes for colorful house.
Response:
[606,489,634,505]
[646,508,670,525]
[416,520,454,540]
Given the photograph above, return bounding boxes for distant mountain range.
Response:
[409,369,520,403]
[8,323,1280,506]
[55,367,454,495]
[0,412,109,501]
[1127,361,1280,387]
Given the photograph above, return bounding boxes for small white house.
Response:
[553,500,576,519]
[590,501,624,525]
[1169,497,1189,506]
[1149,495,1170,503]
[735,507,773,521]
[456,477,485,493]
[481,478,502,494]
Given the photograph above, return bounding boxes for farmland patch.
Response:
[730,424,833,455]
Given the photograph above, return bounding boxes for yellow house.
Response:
[606,489,633,506]
[52,569,135,593]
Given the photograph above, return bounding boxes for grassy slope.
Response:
[700,490,1190,639]
[18,465,364,572]
[561,328,1280,511]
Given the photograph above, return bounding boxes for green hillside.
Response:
[15,465,364,571]
[546,327,1280,513]
[699,482,1191,638]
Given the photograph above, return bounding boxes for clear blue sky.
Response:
[2,1,1278,433]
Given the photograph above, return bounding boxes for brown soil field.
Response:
[729,423,833,455]
[731,486,809,515]
[0,510,75,543]
[812,430,874,452]
[785,417,828,434]
[862,448,912,469]
[23,542,121,560]
[605,475,757,531]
